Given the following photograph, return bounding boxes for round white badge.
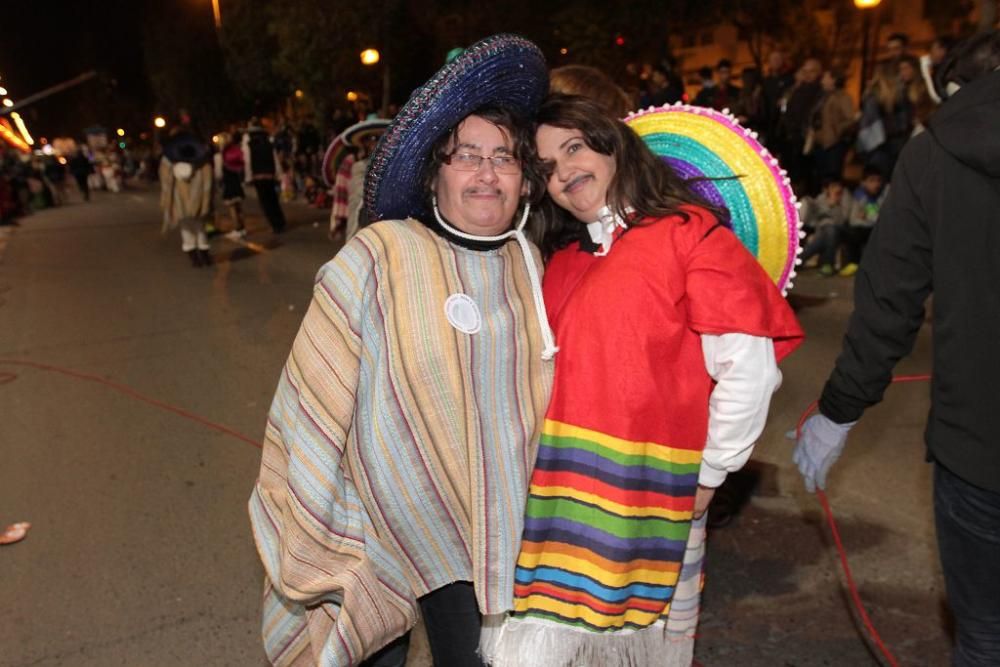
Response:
[444,293,482,335]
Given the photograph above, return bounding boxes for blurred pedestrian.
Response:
[67,149,93,202]
[160,131,214,267]
[856,62,896,175]
[762,49,795,144]
[793,31,1000,667]
[242,118,286,233]
[693,58,740,111]
[922,35,957,104]
[777,58,824,193]
[885,31,910,64]
[639,62,684,107]
[214,131,247,240]
[899,55,935,133]
[733,67,767,134]
[808,68,856,185]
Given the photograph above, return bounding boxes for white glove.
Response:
[792,413,856,492]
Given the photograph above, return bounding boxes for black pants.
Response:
[252,179,286,232]
[841,226,872,265]
[362,581,484,667]
[934,463,1000,666]
[73,173,89,201]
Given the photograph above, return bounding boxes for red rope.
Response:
[797,373,930,667]
[2,355,934,664]
[0,359,261,449]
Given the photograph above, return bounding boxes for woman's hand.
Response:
[693,484,716,520]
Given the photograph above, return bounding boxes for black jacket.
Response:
[819,70,1000,493]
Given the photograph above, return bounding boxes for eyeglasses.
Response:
[445,152,521,174]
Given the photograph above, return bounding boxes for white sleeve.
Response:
[699,333,782,488]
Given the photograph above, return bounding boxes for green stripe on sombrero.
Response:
[640,132,759,256]
[628,109,792,286]
[539,434,702,477]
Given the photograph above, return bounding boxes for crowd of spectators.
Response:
[666,31,955,277]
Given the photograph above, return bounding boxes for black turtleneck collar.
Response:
[424,213,512,251]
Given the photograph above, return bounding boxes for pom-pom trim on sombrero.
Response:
[625,103,803,295]
[363,33,548,224]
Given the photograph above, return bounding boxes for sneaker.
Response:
[838,262,858,277]
[819,264,835,277]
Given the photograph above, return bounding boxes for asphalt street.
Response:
[1,185,947,666]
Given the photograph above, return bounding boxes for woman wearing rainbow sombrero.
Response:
[481,95,804,666]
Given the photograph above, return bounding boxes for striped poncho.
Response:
[249,220,553,666]
[483,208,803,667]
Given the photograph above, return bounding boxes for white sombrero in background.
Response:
[321,119,391,187]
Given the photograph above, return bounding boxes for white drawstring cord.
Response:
[432,197,558,360]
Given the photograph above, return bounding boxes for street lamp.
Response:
[153,116,166,129]
[0,87,6,96]
[2,99,12,108]
[855,0,882,98]
[361,48,390,117]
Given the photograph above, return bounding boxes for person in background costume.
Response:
[248,35,555,667]
[793,31,1000,667]
[323,119,390,241]
[482,94,803,667]
[159,131,214,268]
[214,131,247,240]
[243,118,287,234]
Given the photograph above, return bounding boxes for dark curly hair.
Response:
[533,94,730,258]
[421,105,546,217]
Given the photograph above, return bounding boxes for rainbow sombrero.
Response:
[626,104,802,294]
[321,119,391,187]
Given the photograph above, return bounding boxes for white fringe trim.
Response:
[480,615,695,667]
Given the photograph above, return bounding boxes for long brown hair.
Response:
[533,94,729,258]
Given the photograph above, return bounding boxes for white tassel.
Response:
[481,617,695,667]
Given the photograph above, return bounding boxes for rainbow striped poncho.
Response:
[483,208,803,667]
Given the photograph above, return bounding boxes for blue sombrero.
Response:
[364,34,548,223]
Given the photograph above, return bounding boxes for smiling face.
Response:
[536,124,617,223]
[434,115,526,236]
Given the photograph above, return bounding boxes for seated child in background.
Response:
[839,166,889,276]
[799,176,853,276]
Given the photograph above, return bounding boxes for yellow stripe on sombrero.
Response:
[517,549,681,591]
[627,111,791,286]
[514,593,663,628]
[528,485,694,522]
[542,419,702,465]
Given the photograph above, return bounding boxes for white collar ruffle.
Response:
[585,205,634,256]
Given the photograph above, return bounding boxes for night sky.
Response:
[0,0,154,139]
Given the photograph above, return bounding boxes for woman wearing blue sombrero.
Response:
[249,35,557,666]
